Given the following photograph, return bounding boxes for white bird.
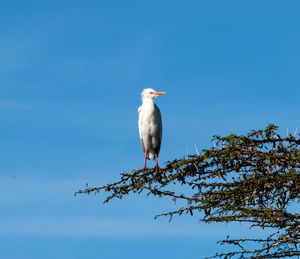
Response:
[138,88,166,172]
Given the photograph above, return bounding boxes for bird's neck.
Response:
[142,98,154,106]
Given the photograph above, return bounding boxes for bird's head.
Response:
[141,88,166,101]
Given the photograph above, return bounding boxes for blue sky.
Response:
[0,1,299,258]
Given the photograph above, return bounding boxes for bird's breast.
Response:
[139,104,161,134]
[140,107,156,124]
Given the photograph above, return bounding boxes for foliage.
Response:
[77,125,300,258]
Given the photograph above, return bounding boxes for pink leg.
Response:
[143,149,148,172]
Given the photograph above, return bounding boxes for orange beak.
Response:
[152,91,166,95]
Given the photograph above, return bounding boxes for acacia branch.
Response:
[77,124,300,258]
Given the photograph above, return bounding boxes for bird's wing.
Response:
[138,106,146,153]
[153,104,162,156]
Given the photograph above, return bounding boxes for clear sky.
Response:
[0,1,299,258]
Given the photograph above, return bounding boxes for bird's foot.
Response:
[155,165,164,174]
[142,167,148,173]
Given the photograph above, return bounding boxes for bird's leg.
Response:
[143,149,148,173]
[155,153,162,173]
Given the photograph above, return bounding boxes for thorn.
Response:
[284,127,290,147]
[293,127,298,137]
[164,172,170,181]
[194,144,199,155]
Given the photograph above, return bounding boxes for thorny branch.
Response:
[76,124,300,258]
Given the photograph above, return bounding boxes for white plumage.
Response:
[138,88,166,172]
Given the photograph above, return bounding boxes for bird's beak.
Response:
[153,92,166,95]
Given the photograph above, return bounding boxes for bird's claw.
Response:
[155,166,164,174]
